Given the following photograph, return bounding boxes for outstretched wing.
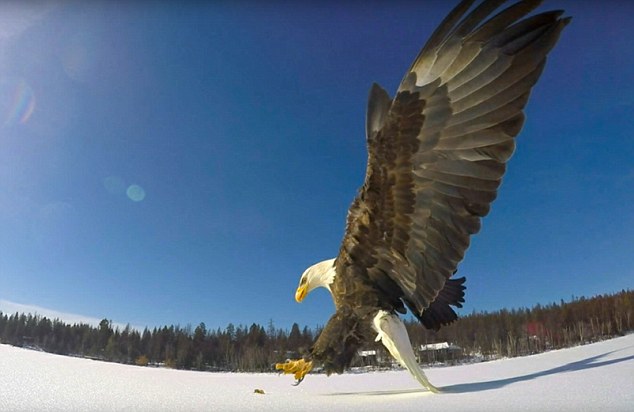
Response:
[337,0,569,319]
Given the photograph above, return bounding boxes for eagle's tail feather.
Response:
[419,276,466,331]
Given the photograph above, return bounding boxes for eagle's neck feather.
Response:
[307,258,336,294]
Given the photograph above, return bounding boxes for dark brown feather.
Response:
[309,0,569,375]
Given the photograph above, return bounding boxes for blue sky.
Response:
[1,1,633,332]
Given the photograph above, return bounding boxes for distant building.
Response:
[357,349,379,366]
[417,342,462,364]
[358,350,377,357]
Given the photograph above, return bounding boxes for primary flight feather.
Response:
[276,0,569,391]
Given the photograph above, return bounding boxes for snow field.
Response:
[0,334,632,411]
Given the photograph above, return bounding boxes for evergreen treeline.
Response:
[0,289,631,371]
[0,316,315,372]
[406,289,633,364]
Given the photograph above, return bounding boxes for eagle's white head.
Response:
[295,258,336,302]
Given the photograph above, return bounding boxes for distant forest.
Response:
[1,289,632,372]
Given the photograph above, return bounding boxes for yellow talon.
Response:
[275,359,313,385]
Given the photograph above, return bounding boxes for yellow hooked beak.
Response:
[295,283,308,303]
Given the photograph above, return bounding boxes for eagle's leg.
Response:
[373,310,440,393]
[275,358,313,385]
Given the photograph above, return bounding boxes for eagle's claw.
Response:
[275,358,313,385]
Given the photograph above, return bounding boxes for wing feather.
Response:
[336,0,569,319]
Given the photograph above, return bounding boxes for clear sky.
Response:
[1,1,633,332]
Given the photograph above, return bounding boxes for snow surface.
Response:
[1,335,633,412]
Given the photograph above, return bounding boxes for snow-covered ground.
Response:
[1,335,632,411]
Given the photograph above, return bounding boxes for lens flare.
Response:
[0,78,36,126]
[126,185,146,202]
[60,32,96,83]
[103,176,126,195]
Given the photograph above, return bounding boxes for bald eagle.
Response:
[276,0,569,392]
